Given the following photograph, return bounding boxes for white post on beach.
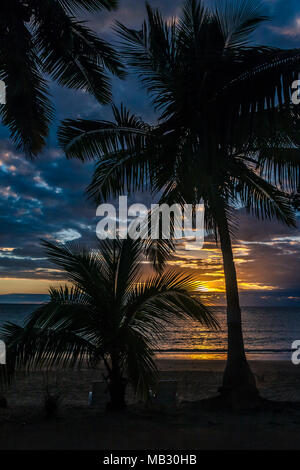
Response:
[0,340,6,365]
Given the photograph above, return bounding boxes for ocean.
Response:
[0,304,299,360]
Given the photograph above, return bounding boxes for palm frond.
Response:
[143,237,176,274]
[34,8,124,104]
[233,159,297,227]
[126,269,219,333]
[0,0,122,156]
[121,328,158,398]
[58,104,151,161]
[222,47,300,112]
[1,321,97,375]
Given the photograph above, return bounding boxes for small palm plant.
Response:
[0,238,218,410]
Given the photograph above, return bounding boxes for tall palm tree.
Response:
[0,238,217,410]
[58,0,300,407]
[0,0,124,157]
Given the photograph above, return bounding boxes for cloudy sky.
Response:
[1,0,300,305]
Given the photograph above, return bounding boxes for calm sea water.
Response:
[0,304,299,360]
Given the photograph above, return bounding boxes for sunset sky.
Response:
[0,0,300,305]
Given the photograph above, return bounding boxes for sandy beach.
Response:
[1,359,300,450]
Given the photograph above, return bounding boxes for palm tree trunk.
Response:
[216,204,258,405]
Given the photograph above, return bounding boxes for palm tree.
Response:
[0,238,217,410]
[58,0,300,407]
[0,0,124,157]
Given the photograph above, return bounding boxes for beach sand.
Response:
[1,359,300,450]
